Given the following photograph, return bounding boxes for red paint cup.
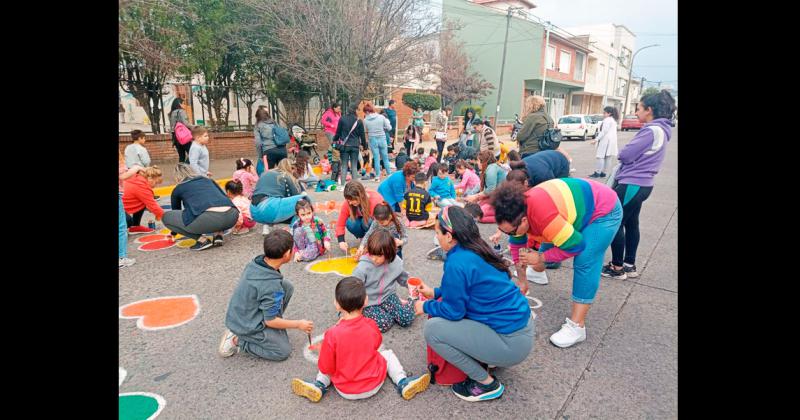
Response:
[407,277,426,301]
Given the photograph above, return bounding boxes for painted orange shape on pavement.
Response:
[137,239,176,252]
[119,295,200,331]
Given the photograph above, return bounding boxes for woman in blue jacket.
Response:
[377,160,419,212]
[414,206,534,402]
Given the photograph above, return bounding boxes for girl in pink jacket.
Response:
[455,160,480,197]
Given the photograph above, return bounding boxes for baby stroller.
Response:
[291,123,321,165]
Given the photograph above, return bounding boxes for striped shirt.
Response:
[525,178,619,262]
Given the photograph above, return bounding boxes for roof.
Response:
[471,0,537,9]
[549,31,592,53]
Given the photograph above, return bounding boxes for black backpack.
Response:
[538,114,562,151]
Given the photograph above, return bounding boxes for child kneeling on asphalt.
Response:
[291,277,430,402]
[218,229,314,360]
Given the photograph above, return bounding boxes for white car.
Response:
[556,114,598,141]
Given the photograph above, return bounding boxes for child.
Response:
[445,145,458,174]
[352,230,414,333]
[290,198,331,262]
[423,148,438,175]
[402,172,433,228]
[327,146,342,185]
[403,124,419,155]
[415,147,426,166]
[232,158,259,199]
[394,147,409,172]
[357,202,408,259]
[219,230,314,360]
[426,202,483,261]
[429,163,457,207]
[455,159,481,197]
[225,180,257,235]
[189,126,212,177]
[291,277,430,402]
[124,129,151,168]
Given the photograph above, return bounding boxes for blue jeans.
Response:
[251,194,309,224]
[369,136,391,177]
[119,193,128,258]
[346,217,372,239]
[571,201,623,304]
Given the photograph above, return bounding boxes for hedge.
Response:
[401,92,441,111]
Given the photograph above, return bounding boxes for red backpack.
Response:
[426,307,467,385]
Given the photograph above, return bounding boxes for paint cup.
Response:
[328,200,336,210]
[407,277,426,301]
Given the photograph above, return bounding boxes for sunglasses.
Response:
[499,216,524,236]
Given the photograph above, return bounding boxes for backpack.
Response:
[537,114,562,151]
[272,124,290,146]
[174,121,193,145]
[425,311,467,385]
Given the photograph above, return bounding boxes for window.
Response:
[598,63,606,84]
[559,51,571,74]
[574,52,586,81]
[546,45,556,70]
[558,116,582,124]
[621,47,632,67]
[571,95,583,114]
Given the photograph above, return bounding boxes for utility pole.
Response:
[540,21,551,99]
[494,7,522,125]
[622,44,658,117]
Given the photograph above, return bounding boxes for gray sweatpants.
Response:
[238,284,295,361]
[424,316,535,381]
[162,208,239,240]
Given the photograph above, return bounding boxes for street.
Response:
[119,128,677,419]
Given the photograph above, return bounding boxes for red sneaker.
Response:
[128,225,155,234]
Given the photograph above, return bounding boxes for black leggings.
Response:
[264,146,288,169]
[610,183,653,266]
[126,209,145,227]
[173,133,192,164]
[436,140,446,163]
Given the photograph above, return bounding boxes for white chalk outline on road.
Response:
[136,239,177,252]
[303,257,357,277]
[302,334,325,363]
[118,392,166,420]
[119,295,200,331]
[525,292,543,309]
[119,367,127,387]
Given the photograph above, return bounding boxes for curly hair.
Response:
[640,90,677,120]
[489,182,528,225]
[402,161,419,178]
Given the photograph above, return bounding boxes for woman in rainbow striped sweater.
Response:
[491,178,622,348]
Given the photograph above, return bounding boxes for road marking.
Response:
[119,295,200,331]
[119,392,166,420]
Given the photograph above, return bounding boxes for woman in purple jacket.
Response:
[601,90,676,279]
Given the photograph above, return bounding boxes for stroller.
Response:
[291,123,321,165]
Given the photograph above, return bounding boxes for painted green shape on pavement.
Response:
[119,392,164,420]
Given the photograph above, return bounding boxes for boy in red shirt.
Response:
[291,277,430,402]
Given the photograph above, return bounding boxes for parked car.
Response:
[620,115,644,131]
[555,114,598,140]
[588,114,604,131]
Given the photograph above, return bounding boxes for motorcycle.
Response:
[511,113,524,141]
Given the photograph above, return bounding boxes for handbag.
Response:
[334,119,358,151]
[537,114,561,151]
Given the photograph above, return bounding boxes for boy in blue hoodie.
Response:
[219,230,314,360]
[429,163,457,207]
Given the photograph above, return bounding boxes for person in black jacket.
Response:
[332,103,367,185]
[510,150,570,187]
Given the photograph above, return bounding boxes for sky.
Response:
[530,0,678,91]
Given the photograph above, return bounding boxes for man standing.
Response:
[385,99,398,154]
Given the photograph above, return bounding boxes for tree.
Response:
[432,21,494,108]
[402,92,441,111]
[641,87,660,97]
[119,0,189,133]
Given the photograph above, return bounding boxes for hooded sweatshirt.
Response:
[614,118,672,187]
[363,113,391,140]
[320,108,341,135]
[224,256,294,337]
[351,254,409,306]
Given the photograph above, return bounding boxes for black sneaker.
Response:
[601,263,627,279]
[589,172,601,178]
[623,264,639,278]
[190,238,214,251]
[213,234,224,246]
[600,172,607,177]
[396,373,431,400]
[451,376,504,402]
[426,247,445,261]
[545,261,561,269]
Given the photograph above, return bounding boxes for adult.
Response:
[119,152,141,268]
[491,178,622,348]
[601,90,675,279]
[516,95,554,158]
[377,161,419,212]
[320,102,342,147]
[465,151,507,223]
[335,181,385,252]
[250,158,308,231]
[363,103,392,181]
[472,118,499,159]
[459,108,478,147]
[122,166,165,230]
[412,106,425,134]
[589,106,619,178]
[294,150,320,191]
[414,206,533,402]
[332,103,367,185]
[254,108,287,170]
[432,107,450,162]
[163,164,239,251]
[169,98,192,164]
[510,149,571,188]
[385,100,398,153]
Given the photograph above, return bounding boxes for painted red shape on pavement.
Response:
[119,295,200,330]
[138,239,176,251]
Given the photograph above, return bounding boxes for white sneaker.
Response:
[119,257,136,268]
[262,225,271,235]
[218,329,238,357]
[549,318,586,348]
[526,266,549,285]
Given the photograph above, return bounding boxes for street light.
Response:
[622,44,659,117]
